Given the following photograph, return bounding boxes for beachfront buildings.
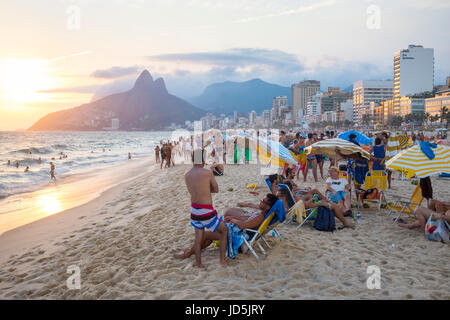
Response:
[399,96,425,116]
[425,88,450,118]
[393,45,434,114]
[291,80,321,123]
[353,80,393,123]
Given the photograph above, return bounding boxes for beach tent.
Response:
[338,130,373,145]
[385,144,450,178]
[305,138,371,160]
[257,139,298,167]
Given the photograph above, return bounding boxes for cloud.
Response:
[149,48,304,74]
[38,85,101,94]
[235,0,337,23]
[90,65,142,79]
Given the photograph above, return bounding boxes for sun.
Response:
[0,59,55,103]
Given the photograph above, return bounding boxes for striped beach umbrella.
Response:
[305,138,371,160]
[397,134,409,149]
[385,144,450,178]
[257,139,298,167]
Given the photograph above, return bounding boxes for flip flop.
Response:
[249,191,259,195]
[338,225,355,230]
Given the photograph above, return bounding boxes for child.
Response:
[326,166,352,215]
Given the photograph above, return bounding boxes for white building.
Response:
[340,99,354,122]
[353,80,393,123]
[291,80,321,123]
[272,96,288,120]
[248,110,257,127]
[394,45,434,114]
[306,92,323,117]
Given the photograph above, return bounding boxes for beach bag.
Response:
[360,188,380,200]
[425,213,450,243]
[313,207,336,232]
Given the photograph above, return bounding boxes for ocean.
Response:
[0,131,177,199]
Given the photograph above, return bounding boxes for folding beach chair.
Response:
[356,170,388,212]
[243,200,286,260]
[386,184,423,223]
[264,177,296,208]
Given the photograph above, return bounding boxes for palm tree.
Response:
[440,106,449,126]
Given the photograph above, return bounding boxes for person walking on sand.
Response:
[128,152,132,160]
[155,145,160,163]
[50,162,56,181]
[173,149,228,268]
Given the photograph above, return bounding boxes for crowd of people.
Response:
[172,128,448,268]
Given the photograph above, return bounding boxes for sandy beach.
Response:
[0,161,449,300]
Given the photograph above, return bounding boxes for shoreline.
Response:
[0,155,156,236]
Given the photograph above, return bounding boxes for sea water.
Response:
[0,131,176,199]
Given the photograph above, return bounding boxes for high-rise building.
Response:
[272,96,288,120]
[248,110,257,127]
[393,45,434,114]
[425,89,450,118]
[339,99,354,122]
[291,80,320,123]
[321,87,353,113]
[306,92,323,122]
[353,80,393,123]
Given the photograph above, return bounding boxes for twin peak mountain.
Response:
[28,70,205,131]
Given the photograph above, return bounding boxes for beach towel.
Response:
[225,223,245,259]
[287,200,306,223]
[268,200,286,224]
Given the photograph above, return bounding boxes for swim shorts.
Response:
[329,191,347,203]
[190,203,222,232]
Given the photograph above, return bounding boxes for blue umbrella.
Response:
[338,130,373,145]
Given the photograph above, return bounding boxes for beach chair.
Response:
[356,170,388,212]
[242,200,286,260]
[386,184,423,223]
[264,177,296,208]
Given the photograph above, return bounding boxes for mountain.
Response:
[189,78,291,115]
[342,84,353,93]
[28,70,205,131]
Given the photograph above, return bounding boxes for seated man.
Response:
[281,187,355,228]
[223,193,279,229]
[173,194,279,260]
[397,206,450,235]
[267,174,279,194]
[325,166,352,216]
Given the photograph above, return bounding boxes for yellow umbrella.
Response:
[386,144,450,178]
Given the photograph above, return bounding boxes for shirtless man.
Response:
[174,149,228,268]
[222,193,279,229]
[174,194,279,258]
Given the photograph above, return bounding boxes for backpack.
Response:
[313,206,336,232]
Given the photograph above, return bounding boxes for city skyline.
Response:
[1,0,450,130]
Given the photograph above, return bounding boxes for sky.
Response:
[0,0,449,130]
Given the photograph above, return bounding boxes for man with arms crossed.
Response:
[174,149,228,268]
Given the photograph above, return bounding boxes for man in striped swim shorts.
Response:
[173,149,228,268]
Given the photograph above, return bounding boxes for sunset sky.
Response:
[0,0,449,130]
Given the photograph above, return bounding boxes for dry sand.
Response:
[0,161,449,300]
